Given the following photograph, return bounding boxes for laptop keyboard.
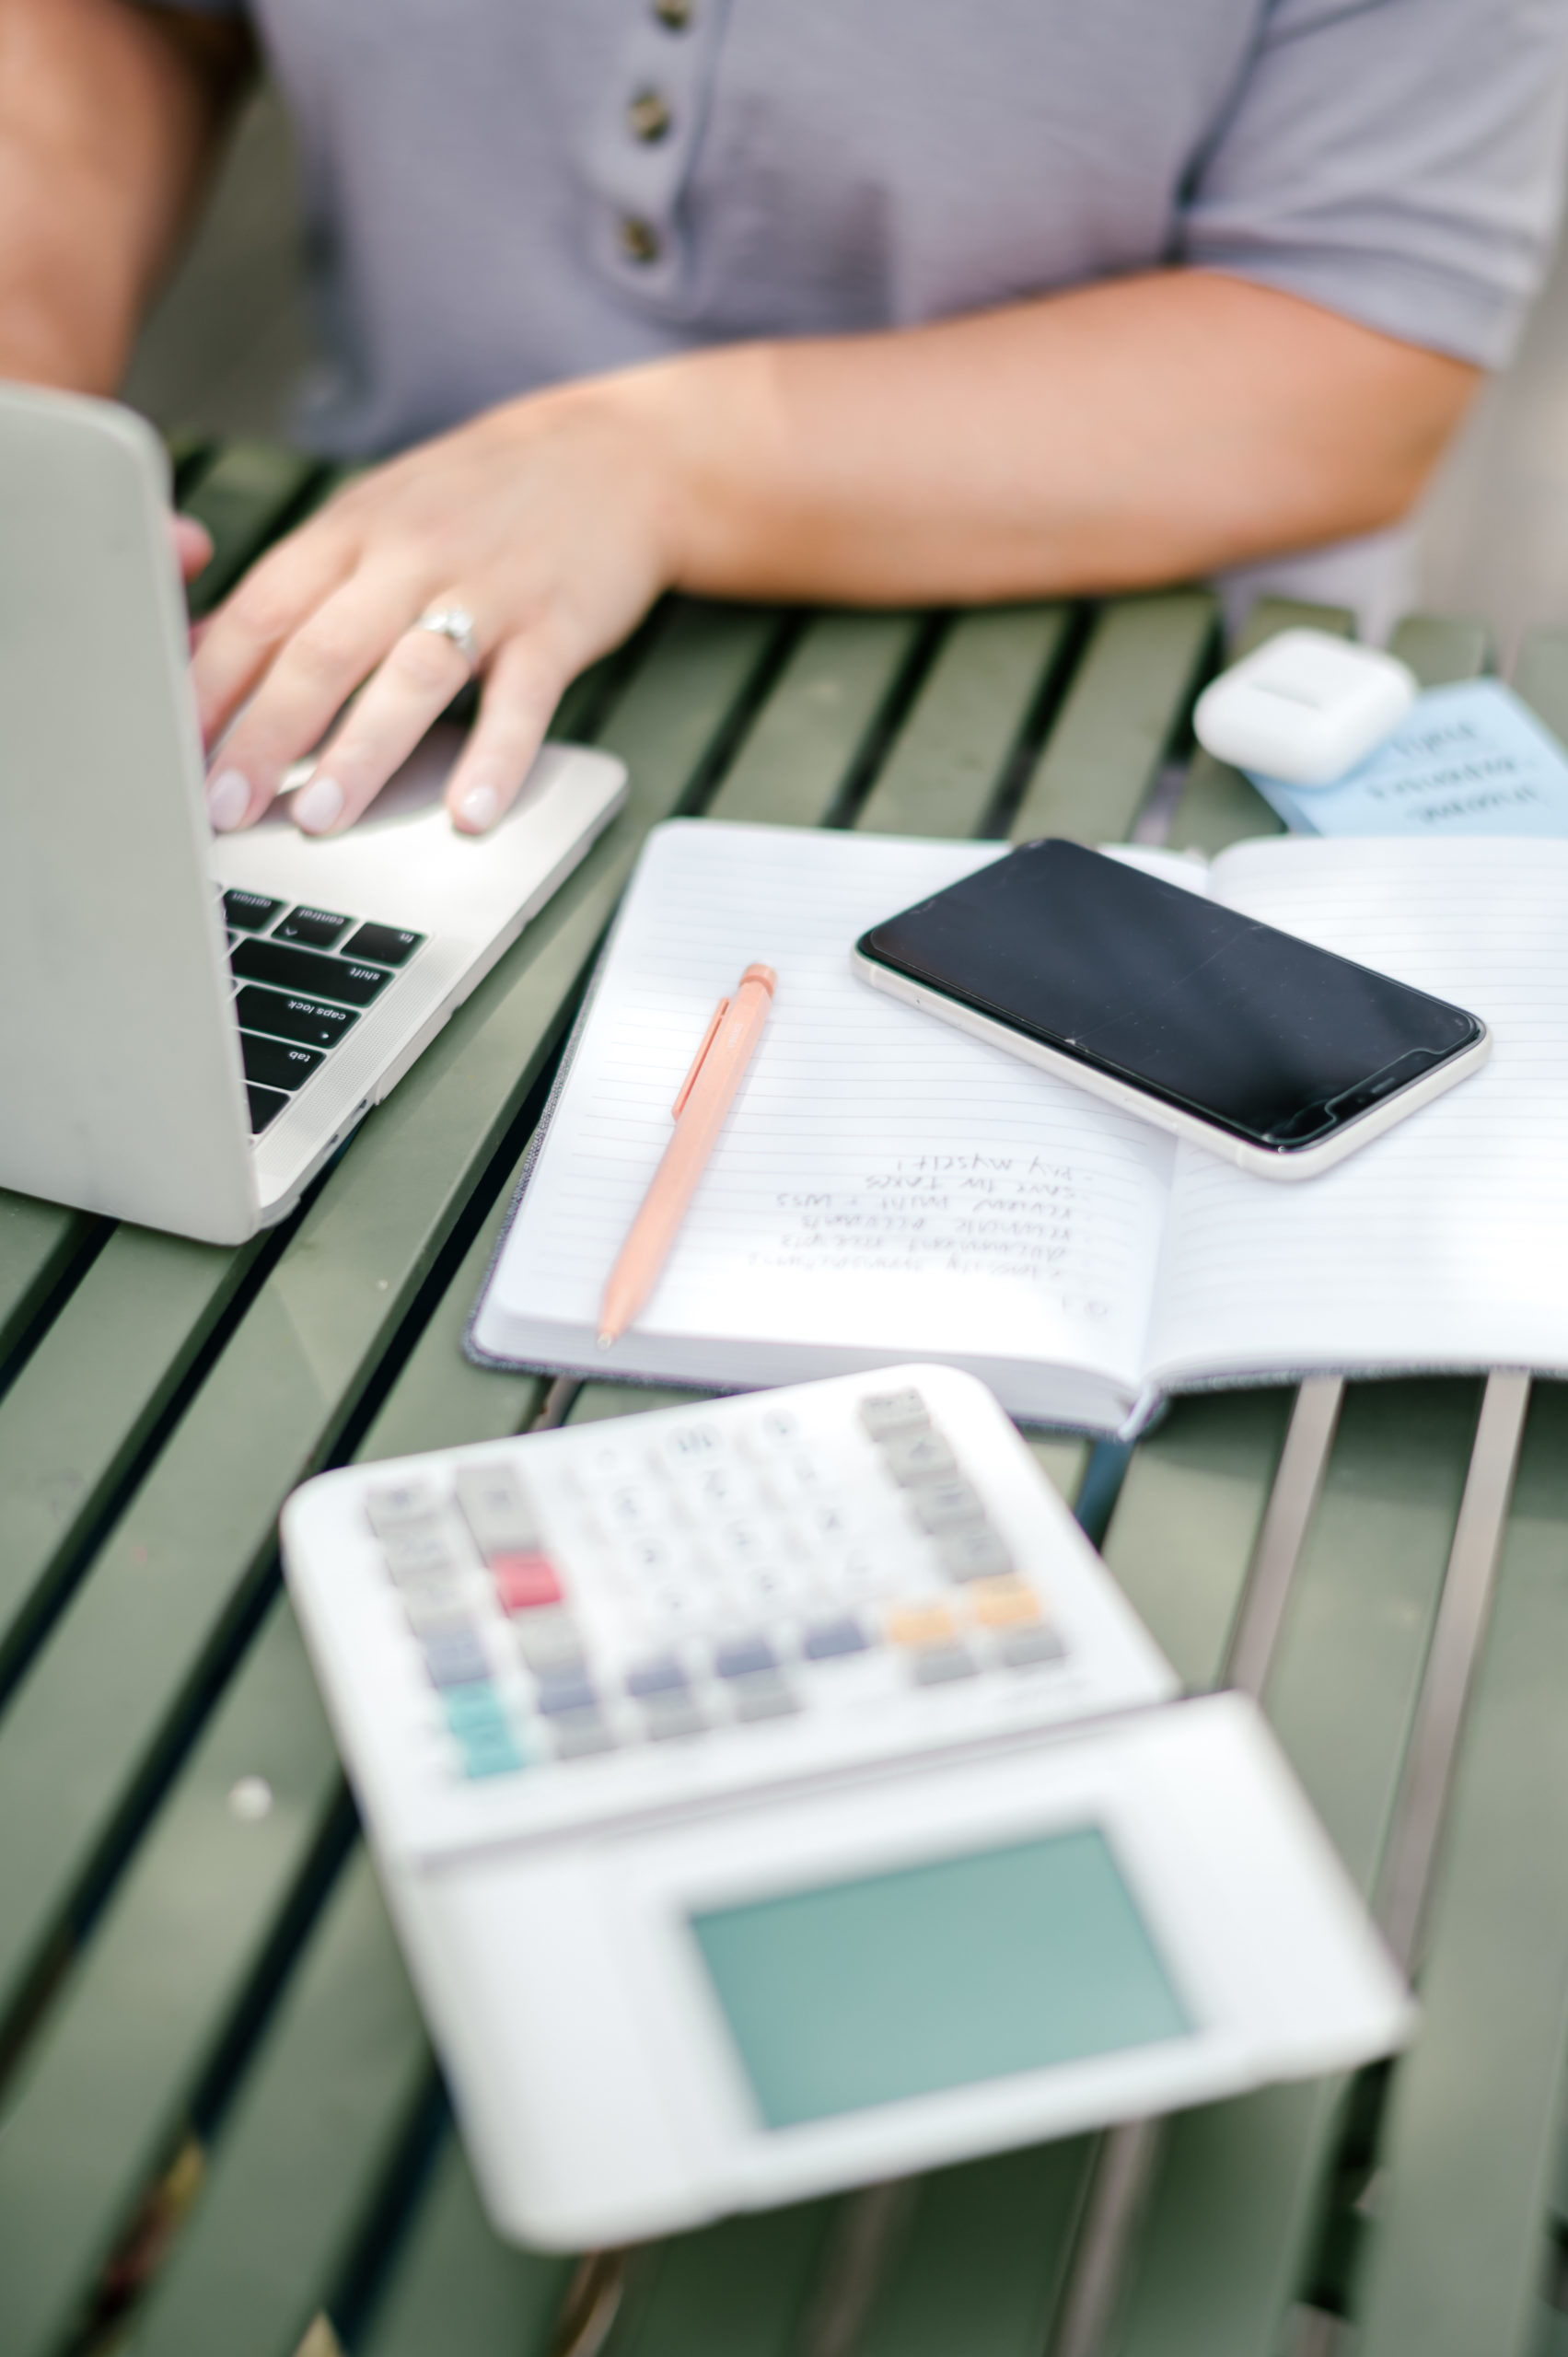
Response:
[222,888,425,1135]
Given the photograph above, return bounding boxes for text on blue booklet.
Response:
[1249,679,1568,838]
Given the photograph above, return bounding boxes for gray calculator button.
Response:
[912,1644,981,1686]
[910,1479,988,1534]
[626,1654,689,1698]
[513,1611,587,1674]
[534,1670,599,1717]
[422,1628,490,1688]
[454,1463,541,1555]
[880,1430,958,1486]
[402,1593,470,1640]
[802,1616,870,1660]
[714,1635,778,1680]
[366,1479,440,1537]
[381,1525,461,1582]
[733,1672,800,1722]
[999,1625,1068,1668]
[644,1694,708,1740]
[859,1388,930,1441]
[552,1710,618,1759]
[938,1526,1015,1582]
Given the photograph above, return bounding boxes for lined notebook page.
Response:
[1146,837,1568,1387]
[477,822,1176,1411]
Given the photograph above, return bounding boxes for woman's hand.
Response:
[195,373,684,836]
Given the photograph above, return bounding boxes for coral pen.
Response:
[597,961,777,1348]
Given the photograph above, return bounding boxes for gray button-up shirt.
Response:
[162,0,1568,459]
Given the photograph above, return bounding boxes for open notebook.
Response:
[469,821,1568,1436]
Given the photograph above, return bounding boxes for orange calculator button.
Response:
[968,1577,1043,1628]
[884,1600,958,1651]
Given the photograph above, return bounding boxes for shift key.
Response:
[235,985,360,1051]
[232,938,392,1007]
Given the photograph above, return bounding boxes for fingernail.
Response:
[293,773,345,834]
[206,769,250,832]
[457,783,499,830]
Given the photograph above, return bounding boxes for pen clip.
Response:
[672,997,729,1120]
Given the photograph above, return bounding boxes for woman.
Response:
[4,0,1564,834]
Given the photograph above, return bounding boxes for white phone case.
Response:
[852,948,1491,1179]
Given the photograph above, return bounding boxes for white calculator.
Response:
[282,1365,1414,2249]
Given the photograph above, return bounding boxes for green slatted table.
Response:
[1,441,1565,2357]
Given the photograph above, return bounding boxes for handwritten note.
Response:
[1248,679,1568,838]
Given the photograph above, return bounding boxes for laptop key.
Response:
[273,904,352,948]
[234,986,360,1052]
[247,1083,289,1134]
[231,938,392,1007]
[343,921,424,968]
[240,1032,324,1092]
[223,888,285,933]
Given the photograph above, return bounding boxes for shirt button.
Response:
[653,0,692,25]
[627,88,673,143]
[619,215,662,265]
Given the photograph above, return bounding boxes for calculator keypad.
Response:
[363,1384,1069,1786]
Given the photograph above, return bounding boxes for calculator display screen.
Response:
[857,838,1483,1151]
[690,1827,1190,2131]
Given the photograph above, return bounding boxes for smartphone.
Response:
[852,839,1489,1178]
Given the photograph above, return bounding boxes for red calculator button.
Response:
[493,1554,563,1612]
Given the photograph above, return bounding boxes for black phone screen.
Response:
[856,840,1483,1151]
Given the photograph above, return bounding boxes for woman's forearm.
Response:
[0,0,252,391]
[645,272,1479,605]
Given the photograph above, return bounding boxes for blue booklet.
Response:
[1248,678,1568,838]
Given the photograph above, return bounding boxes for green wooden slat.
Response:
[1534,2307,1568,2357]
[0,1228,260,1679]
[128,1846,432,2357]
[568,1382,709,1422]
[1011,591,1218,844]
[357,2130,571,2357]
[1107,619,1494,2357]
[161,429,214,502]
[1100,1387,1294,1696]
[1021,1432,1089,1504]
[604,2201,837,2357]
[849,2142,1088,2357]
[1388,612,1492,686]
[0,1194,98,1376]
[179,441,327,615]
[0,1596,341,2357]
[1352,1383,1568,2357]
[354,1162,546,1464]
[703,612,923,827]
[855,606,1074,839]
[0,601,782,2035]
[1110,1380,1482,2357]
[1513,628,1568,750]
[1166,597,1353,856]
[1262,1380,1482,1889]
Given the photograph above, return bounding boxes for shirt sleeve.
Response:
[1180,0,1568,366]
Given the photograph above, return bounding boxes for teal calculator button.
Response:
[459,1723,525,1778]
[444,1679,508,1735]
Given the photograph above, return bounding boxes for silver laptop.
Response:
[0,384,627,1245]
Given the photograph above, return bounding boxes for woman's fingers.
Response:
[289,612,482,834]
[192,520,360,749]
[204,563,437,831]
[169,514,213,586]
[443,634,571,831]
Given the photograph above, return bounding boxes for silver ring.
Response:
[413,604,480,671]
